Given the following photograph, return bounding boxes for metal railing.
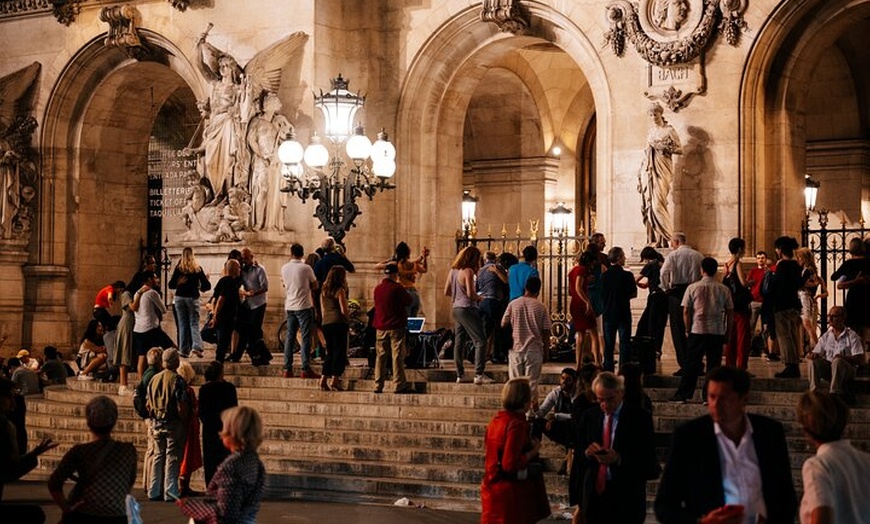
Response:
[456,234,587,344]
[801,209,868,331]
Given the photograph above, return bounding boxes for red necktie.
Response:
[595,414,612,494]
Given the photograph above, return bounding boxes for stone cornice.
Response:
[0,0,192,24]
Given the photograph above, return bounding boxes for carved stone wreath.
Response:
[605,0,748,66]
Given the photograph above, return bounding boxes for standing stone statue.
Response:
[638,103,682,248]
[190,27,245,203]
[247,93,292,230]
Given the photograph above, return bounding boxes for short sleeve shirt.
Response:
[281,259,316,311]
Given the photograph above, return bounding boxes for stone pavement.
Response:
[3,481,482,523]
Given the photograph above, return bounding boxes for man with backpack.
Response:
[145,348,189,502]
[134,347,162,492]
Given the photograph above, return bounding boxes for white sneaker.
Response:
[456,375,471,384]
[118,385,132,396]
[474,375,495,385]
[77,372,94,381]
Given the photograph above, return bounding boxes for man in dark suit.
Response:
[655,366,797,524]
[571,371,658,523]
[600,247,638,371]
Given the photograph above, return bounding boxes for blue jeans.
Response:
[603,318,632,372]
[174,296,202,355]
[284,309,313,371]
[147,419,186,500]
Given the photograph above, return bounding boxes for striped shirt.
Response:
[501,296,551,353]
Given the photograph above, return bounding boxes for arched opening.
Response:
[740,0,870,249]
[396,5,609,324]
[29,32,202,345]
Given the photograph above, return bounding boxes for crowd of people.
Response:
[1,231,868,524]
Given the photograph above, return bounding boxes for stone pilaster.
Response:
[0,239,29,355]
[22,263,72,351]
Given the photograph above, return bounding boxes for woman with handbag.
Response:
[48,395,137,524]
[481,378,551,524]
[169,247,211,359]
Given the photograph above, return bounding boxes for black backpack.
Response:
[133,379,150,419]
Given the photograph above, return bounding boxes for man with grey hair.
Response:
[572,371,658,523]
[234,247,270,365]
[140,347,163,489]
[145,348,189,501]
[660,232,703,375]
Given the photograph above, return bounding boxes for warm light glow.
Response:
[462,190,478,226]
[804,174,820,213]
[548,202,573,235]
[303,134,329,168]
[372,159,396,178]
[551,145,562,156]
[371,130,396,162]
[346,126,372,161]
[314,74,365,143]
[278,138,304,165]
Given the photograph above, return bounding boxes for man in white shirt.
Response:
[501,276,551,400]
[806,306,865,398]
[280,243,319,379]
[655,366,797,524]
[660,232,703,375]
[797,391,870,524]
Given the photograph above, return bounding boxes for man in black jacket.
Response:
[572,371,658,523]
[655,366,797,524]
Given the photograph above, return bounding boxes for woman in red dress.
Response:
[177,361,203,496]
[481,378,550,524]
[569,250,602,367]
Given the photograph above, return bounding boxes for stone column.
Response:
[22,264,72,351]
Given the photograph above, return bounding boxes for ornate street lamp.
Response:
[548,201,572,237]
[461,189,478,238]
[804,173,820,216]
[277,74,396,244]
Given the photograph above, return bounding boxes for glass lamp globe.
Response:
[370,130,396,163]
[372,158,396,178]
[303,134,329,168]
[278,138,304,165]
[346,126,372,162]
[315,74,364,143]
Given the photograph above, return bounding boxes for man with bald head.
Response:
[234,247,269,364]
[806,306,865,398]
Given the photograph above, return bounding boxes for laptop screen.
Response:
[407,317,425,334]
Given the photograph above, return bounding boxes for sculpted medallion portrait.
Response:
[638,0,704,40]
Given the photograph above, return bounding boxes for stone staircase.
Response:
[20,358,870,516]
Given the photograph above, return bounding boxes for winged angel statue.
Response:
[184,27,307,240]
[0,62,40,241]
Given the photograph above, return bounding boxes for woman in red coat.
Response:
[481,378,551,524]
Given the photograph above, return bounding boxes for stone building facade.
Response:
[0,0,867,352]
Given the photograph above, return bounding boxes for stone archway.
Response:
[26,31,202,347]
[740,0,870,249]
[395,4,611,323]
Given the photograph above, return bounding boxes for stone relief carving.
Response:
[180,26,308,242]
[99,5,149,60]
[637,103,682,247]
[606,0,746,111]
[51,0,80,25]
[168,0,190,11]
[0,62,40,242]
[605,0,748,64]
[480,0,530,34]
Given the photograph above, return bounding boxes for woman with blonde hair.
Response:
[320,266,350,391]
[168,247,211,358]
[481,378,550,523]
[796,247,827,351]
[179,406,266,524]
[444,246,491,384]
